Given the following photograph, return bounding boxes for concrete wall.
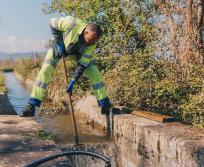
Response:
[0,93,16,115]
[75,95,204,167]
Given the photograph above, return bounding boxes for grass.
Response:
[20,130,53,141]
[0,71,7,93]
[14,56,43,80]
[37,130,53,140]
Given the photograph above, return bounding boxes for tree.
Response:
[155,0,204,78]
[43,0,156,57]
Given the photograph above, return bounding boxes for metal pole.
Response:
[62,55,79,145]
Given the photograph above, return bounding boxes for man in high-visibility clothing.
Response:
[21,16,112,117]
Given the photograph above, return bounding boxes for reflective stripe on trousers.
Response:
[31,49,59,101]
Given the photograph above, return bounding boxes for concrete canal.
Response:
[2,72,116,167]
[2,72,204,167]
[4,72,111,144]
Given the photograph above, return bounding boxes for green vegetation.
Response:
[104,54,204,127]
[0,71,7,93]
[15,1,204,127]
[20,130,53,141]
[37,130,53,140]
[15,56,43,80]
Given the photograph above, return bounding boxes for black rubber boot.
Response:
[20,104,35,117]
[101,104,112,115]
[111,107,122,114]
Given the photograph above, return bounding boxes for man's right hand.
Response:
[53,41,66,59]
[56,41,66,55]
[66,79,75,95]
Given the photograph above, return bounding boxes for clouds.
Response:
[0,35,47,53]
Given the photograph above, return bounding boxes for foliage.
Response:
[179,95,204,128]
[44,0,157,56]
[16,0,204,127]
[105,53,204,125]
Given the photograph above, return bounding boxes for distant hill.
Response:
[0,51,46,60]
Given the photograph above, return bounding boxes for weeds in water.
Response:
[37,130,53,140]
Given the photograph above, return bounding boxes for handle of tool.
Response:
[62,55,79,145]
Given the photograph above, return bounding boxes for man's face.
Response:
[84,27,100,45]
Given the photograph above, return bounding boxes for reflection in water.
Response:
[37,113,111,144]
[4,72,111,144]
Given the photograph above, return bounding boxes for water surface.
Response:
[4,72,30,114]
[4,72,111,144]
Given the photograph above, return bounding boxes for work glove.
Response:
[53,41,66,59]
[66,79,75,95]
[98,97,112,115]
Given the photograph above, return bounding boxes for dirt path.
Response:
[0,115,71,167]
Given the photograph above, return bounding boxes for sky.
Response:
[0,0,59,53]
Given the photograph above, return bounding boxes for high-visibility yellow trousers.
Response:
[29,49,107,107]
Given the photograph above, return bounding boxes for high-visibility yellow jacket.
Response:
[50,16,96,68]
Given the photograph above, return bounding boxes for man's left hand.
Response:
[66,79,75,95]
[98,97,112,115]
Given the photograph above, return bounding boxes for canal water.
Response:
[4,72,110,144]
[5,72,30,114]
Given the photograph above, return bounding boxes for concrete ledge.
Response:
[76,95,204,167]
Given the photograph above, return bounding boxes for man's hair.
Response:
[88,24,102,37]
